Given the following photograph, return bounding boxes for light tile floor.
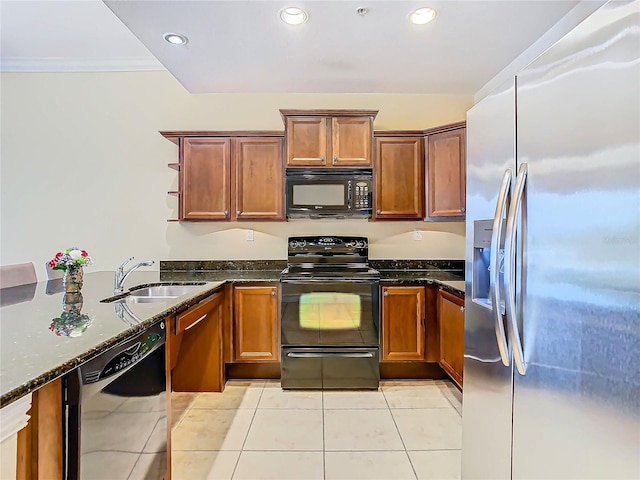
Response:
[171,379,462,480]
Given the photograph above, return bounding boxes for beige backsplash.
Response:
[166,220,465,260]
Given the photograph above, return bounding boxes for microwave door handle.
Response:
[347,180,352,209]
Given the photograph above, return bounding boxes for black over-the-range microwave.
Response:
[285,169,373,219]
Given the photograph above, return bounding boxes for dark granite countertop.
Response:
[378,270,465,298]
[0,271,227,408]
[1,263,463,407]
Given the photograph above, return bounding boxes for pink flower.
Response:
[55,252,63,259]
[81,250,88,257]
[48,260,56,268]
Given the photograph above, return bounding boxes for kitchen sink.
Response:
[101,282,207,304]
[128,284,206,298]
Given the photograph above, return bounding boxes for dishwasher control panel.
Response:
[80,321,166,385]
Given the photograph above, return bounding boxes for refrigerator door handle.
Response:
[490,168,512,366]
[505,162,528,375]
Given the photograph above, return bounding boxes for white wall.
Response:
[0,71,471,280]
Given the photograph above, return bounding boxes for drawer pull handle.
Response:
[184,313,208,331]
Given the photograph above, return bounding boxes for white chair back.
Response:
[0,263,37,289]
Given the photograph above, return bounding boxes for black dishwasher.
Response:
[63,321,167,480]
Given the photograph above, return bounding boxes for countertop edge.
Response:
[0,281,227,408]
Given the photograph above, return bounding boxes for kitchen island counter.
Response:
[0,270,236,407]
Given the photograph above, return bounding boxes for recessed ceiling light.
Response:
[409,7,437,25]
[280,7,308,25]
[163,32,188,46]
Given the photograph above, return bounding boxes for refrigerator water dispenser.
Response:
[472,219,505,312]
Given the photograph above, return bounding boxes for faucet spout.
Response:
[114,257,155,294]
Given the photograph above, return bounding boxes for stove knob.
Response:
[298,240,306,248]
[357,240,367,248]
[345,240,356,248]
[289,240,298,249]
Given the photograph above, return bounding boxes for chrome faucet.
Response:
[114,257,155,294]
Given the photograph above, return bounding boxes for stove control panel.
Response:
[287,236,368,253]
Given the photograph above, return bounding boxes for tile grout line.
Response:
[322,388,326,480]
[382,387,420,480]
[229,383,266,480]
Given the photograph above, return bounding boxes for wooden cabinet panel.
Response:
[331,117,372,166]
[16,379,63,480]
[172,291,225,392]
[283,111,376,168]
[374,137,424,219]
[233,285,279,362]
[426,128,466,218]
[285,117,328,166]
[438,289,464,388]
[181,138,231,220]
[232,137,284,220]
[381,286,426,361]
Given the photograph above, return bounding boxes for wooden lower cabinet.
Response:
[438,289,465,388]
[170,290,225,392]
[233,284,280,362]
[381,285,426,361]
[14,379,63,480]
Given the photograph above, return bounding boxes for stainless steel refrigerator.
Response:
[463,1,640,478]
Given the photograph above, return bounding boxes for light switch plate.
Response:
[246,229,254,241]
[413,229,422,241]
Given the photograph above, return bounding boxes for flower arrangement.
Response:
[49,247,93,271]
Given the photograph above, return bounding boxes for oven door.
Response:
[280,278,379,348]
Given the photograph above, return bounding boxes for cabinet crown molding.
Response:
[279,109,379,121]
[160,130,284,145]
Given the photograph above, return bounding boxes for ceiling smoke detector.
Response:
[409,7,437,25]
[356,7,368,16]
[163,32,188,46]
[279,7,308,25]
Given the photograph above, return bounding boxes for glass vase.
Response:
[63,266,84,293]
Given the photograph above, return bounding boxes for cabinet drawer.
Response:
[176,291,223,334]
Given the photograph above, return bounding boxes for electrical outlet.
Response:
[246,229,254,242]
[413,229,422,241]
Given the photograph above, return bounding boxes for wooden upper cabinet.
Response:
[426,126,466,219]
[282,110,376,168]
[381,285,426,361]
[181,138,231,220]
[233,284,280,362]
[232,137,284,220]
[374,136,424,220]
[438,289,464,388]
[285,117,328,166]
[331,117,372,166]
[177,134,285,221]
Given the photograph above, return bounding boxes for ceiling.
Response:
[2,0,581,95]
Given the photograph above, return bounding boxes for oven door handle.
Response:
[287,352,375,358]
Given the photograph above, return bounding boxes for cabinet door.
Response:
[181,138,231,220]
[381,285,426,361]
[331,116,373,167]
[232,137,284,220]
[234,285,279,362]
[172,291,225,392]
[438,289,464,387]
[426,128,466,218]
[285,117,328,166]
[374,137,424,219]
